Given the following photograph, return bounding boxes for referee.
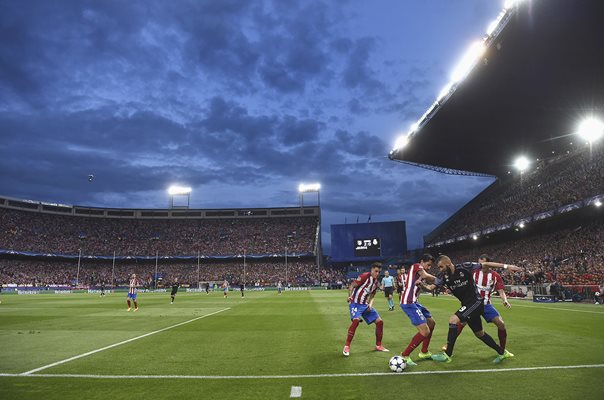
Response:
[381,270,395,311]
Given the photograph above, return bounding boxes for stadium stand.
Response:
[438,221,604,286]
[428,144,604,245]
[0,207,317,256]
[0,259,347,287]
[387,0,604,297]
[0,199,340,287]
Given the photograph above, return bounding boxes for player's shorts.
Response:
[127,292,137,300]
[349,302,380,325]
[171,289,178,296]
[278,287,282,293]
[456,301,485,332]
[401,302,432,326]
[483,303,500,323]
[384,287,394,297]
[397,287,403,294]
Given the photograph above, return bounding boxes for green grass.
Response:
[1,291,603,399]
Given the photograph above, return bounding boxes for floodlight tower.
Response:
[298,183,321,208]
[168,185,192,209]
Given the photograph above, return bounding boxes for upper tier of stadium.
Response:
[0,195,319,258]
[388,0,604,178]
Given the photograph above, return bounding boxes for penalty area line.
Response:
[19,307,231,376]
[3,364,603,380]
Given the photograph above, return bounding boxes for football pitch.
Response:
[1,290,603,399]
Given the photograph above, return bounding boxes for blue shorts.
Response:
[401,302,432,326]
[349,303,380,325]
[483,304,500,323]
[127,293,137,300]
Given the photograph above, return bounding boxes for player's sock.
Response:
[133,301,138,310]
[127,300,131,308]
[421,330,433,353]
[445,323,459,357]
[478,333,504,355]
[375,320,384,346]
[498,328,507,350]
[402,333,425,357]
[170,295,174,303]
[345,319,360,346]
[457,322,465,336]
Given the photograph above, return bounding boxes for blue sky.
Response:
[0,0,502,251]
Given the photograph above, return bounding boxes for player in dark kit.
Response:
[421,255,520,364]
[100,282,106,297]
[170,279,179,304]
[239,283,245,298]
[395,266,405,302]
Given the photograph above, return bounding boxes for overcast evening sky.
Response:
[0,0,502,251]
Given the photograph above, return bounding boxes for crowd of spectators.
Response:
[435,222,604,286]
[0,209,317,256]
[0,259,347,287]
[430,144,604,244]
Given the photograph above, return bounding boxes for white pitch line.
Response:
[431,296,604,314]
[506,303,604,315]
[290,386,302,398]
[19,307,231,376]
[2,364,603,380]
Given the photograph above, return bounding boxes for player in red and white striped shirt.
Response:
[445,255,521,352]
[399,254,436,366]
[343,262,388,356]
[126,274,140,312]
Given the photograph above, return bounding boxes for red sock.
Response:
[134,301,138,309]
[402,333,425,357]
[127,300,131,308]
[457,322,465,336]
[498,329,507,350]
[375,320,383,346]
[345,319,360,346]
[421,330,433,353]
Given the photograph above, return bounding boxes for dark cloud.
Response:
[0,0,500,248]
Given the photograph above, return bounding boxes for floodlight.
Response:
[437,83,453,102]
[576,117,604,143]
[409,122,420,133]
[393,135,410,151]
[451,41,486,83]
[504,0,525,10]
[519,222,526,229]
[514,156,530,172]
[486,19,499,36]
[168,185,192,196]
[596,200,603,208]
[472,234,478,241]
[298,183,321,193]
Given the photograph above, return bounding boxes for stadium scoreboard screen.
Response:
[354,238,381,257]
[330,221,406,262]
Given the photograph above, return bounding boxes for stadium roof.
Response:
[388,0,604,177]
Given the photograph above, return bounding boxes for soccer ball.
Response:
[595,292,601,297]
[389,356,406,373]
